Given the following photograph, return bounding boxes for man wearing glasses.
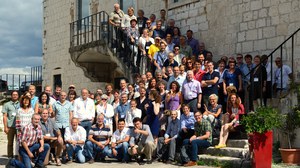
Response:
[274,57,293,97]
[181,111,212,166]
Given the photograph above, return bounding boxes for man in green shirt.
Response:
[2,91,19,158]
[181,111,212,167]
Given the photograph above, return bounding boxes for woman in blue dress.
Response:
[146,90,161,144]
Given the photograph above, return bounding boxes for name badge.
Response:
[254,78,259,82]
[138,24,143,28]
[12,112,16,116]
[229,83,234,86]
[208,85,212,88]
[162,26,165,30]
[121,115,125,118]
[188,92,193,97]
[45,133,51,137]
[146,46,150,50]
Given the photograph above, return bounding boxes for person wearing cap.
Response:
[69,84,75,91]
[96,94,114,134]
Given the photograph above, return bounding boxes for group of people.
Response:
[2,3,294,168]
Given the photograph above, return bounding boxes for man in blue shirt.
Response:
[115,93,130,127]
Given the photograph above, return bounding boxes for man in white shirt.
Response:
[73,88,95,137]
[64,118,86,163]
[274,57,293,97]
[109,118,130,163]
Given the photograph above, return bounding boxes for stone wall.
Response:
[43,0,104,92]
[137,0,300,81]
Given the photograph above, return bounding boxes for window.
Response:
[53,74,62,89]
[169,0,200,10]
[77,0,90,20]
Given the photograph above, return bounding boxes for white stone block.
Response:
[263,26,276,38]
[259,8,268,18]
[243,11,253,22]
[190,24,199,33]
[199,22,209,31]
[242,41,253,53]
[279,2,292,14]
[239,2,250,12]
[200,0,206,7]
[279,14,290,24]
[269,6,278,16]
[231,5,238,15]
[187,17,196,25]
[240,22,248,31]
[290,11,300,22]
[248,21,256,29]
[276,24,288,36]
[246,29,258,40]
[238,31,246,42]
[196,15,207,24]
[263,0,271,7]
[189,9,198,17]
[266,36,284,49]
[256,18,266,28]
[271,16,279,25]
[251,0,262,11]
[257,28,263,39]
[253,10,259,20]
[236,42,242,53]
[254,39,266,51]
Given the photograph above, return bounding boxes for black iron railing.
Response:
[245,28,300,111]
[69,11,138,72]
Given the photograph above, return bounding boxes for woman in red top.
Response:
[215,93,245,148]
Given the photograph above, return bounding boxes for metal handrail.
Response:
[245,28,299,112]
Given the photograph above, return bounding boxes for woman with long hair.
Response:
[215,93,245,148]
[146,90,161,143]
[166,81,182,118]
[67,90,77,105]
[34,92,53,117]
[138,28,155,74]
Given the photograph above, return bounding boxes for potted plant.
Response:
[241,106,282,168]
[279,105,300,165]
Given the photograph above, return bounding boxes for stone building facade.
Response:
[139,0,300,80]
[43,0,300,92]
[42,0,116,92]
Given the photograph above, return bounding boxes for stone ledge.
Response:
[198,154,251,168]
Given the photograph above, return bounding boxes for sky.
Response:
[0,0,43,77]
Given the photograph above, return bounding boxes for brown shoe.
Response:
[184,161,197,167]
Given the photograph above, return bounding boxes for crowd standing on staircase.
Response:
[2,3,293,168]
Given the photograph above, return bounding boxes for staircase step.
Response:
[213,139,249,148]
[198,154,251,168]
[205,147,249,158]
[226,139,249,148]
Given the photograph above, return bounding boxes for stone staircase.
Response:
[198,139,251,168]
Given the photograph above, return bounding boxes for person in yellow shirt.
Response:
[148,37,167,74]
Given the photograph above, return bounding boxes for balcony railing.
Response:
[69,11,139,74]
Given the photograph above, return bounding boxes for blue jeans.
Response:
[181,139,210,162]
[66,144,85,163]
[80,120,92,138]
[107,142,129,161]
[19,143,50,168]
[85,140,110,160]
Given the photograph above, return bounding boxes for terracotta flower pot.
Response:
[279,148,300,165]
